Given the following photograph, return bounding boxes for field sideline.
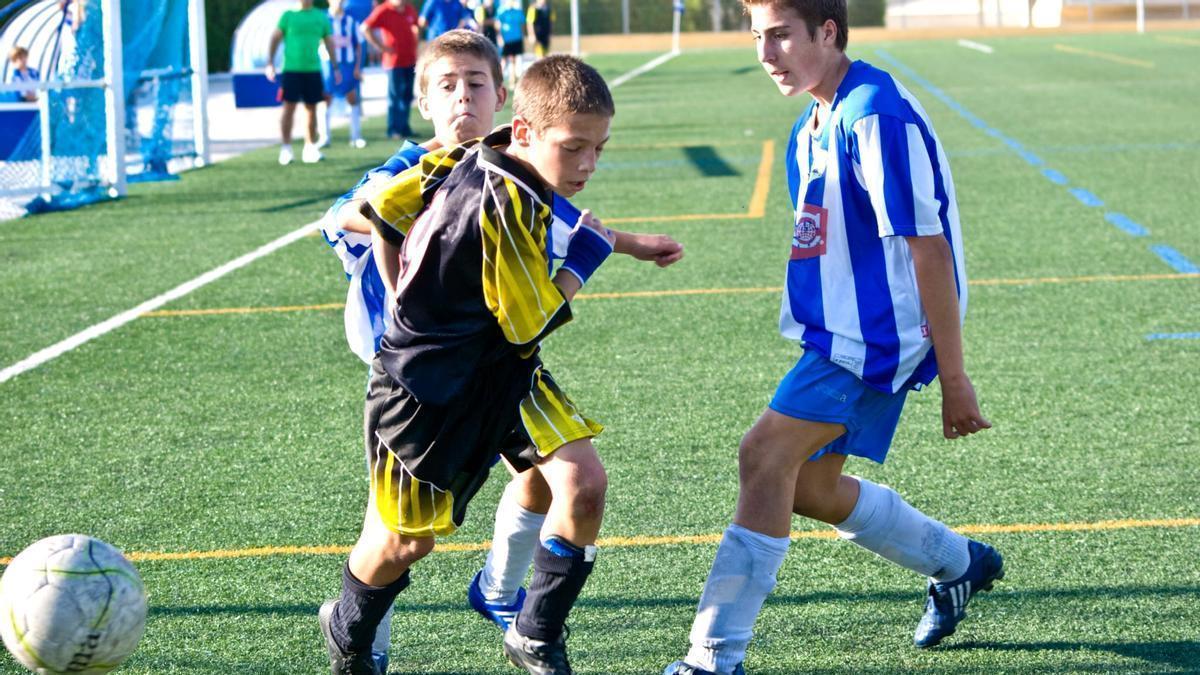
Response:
[2,27,1199,674]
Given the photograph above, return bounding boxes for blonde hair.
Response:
[512,55,614,131]
[417,29,502,95]
[9,46,29,62]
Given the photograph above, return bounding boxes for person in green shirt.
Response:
[266,0,340,164]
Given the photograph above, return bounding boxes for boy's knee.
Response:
[738,426,783,479]
[368,530,434,567]
[565,467,607,520]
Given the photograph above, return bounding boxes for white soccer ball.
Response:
[0,535,147,674]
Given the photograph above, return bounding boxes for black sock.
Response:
[514,538,595,642]
[331,565,410,653]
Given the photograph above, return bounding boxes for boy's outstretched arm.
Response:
[611,230,684,268]
[907,234,991,440]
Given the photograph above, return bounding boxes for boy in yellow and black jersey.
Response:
[319,56,631,675]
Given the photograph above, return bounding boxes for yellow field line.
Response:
[1054,43,1154,68]
[139,272,1199,318]
[5,517,1195,565]
[1155,35,1200,46]
[600,139,776,225]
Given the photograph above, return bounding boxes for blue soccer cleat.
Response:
[467,570,526,630]
[913,540,1005,648]
[662,661,745,675]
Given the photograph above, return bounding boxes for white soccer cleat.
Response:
[278,145,294,165]
[302,143,324,164]
[317,134,331,149]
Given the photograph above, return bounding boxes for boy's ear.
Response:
[494,85,508,112]
[511,116,532,147]
[416,91,434,121]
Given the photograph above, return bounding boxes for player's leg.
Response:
[470,461,551,629]
[396,65,416,138]
[346,86,364,147]
[505,437,605,674]
[320,94,333,148]
[279,98,297,165]
[501,368,604,673]
[790,376,1003,648]
[667,411,843,675]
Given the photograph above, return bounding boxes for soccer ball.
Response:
[0,535,147,674]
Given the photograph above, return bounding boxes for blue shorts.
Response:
[324,62,361,98]
[769,350,909,464]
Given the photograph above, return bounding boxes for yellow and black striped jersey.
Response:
[365,127,572,406]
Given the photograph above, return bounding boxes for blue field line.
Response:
[948,141,1200,159]
[1069,188,1104,207]
[1146,332,1200,341]
[1041,168,1069,185]
[1104,213,1149,237]
[1150,245,1200,273]
[873,49,1196,273]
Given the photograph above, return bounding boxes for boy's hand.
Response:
[560,210,615,287]
[265,64,276,82]
[618,232,684,268]
[939,373,991,439]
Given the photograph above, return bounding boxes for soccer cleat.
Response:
[662,661,745,675]
[318,600,382,675]
[278,145,294,165]
[468,570,526,630]
[503,625,572,675]
[318,134,331,148]
[302,143,324,164]
[913,540,1005,648]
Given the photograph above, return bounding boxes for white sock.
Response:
[835,477,970,581]
[321,104,331,140]
[685,524,789,675]
[350,104,362,141]
[479,482,546,604]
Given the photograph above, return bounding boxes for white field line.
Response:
[957,39,994,54]
[1,52,684,385]
[0,222,321,384]
[610,50,680,89]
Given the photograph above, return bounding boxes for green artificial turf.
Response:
[1,31,1198,674]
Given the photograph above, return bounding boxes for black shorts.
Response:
[501,40,524,58]
[280,70,324,105]
[363,357,600,537]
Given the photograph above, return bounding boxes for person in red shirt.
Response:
[363,0,420,138]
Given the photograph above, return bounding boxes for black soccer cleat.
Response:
[319,600,382,675]
[503,624,573,674]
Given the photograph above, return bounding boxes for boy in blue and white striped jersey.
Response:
[666,2,1002,674]
[322,0,366,149]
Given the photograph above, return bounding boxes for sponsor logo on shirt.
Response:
[791,203,828,260]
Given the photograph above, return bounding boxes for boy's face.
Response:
[418,54,506,146]
[512,112,610,198]
[749,4,838,97]
[12,54,27,69]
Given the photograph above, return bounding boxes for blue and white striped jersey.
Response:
[328,11,361,66]
[781,60,967,394]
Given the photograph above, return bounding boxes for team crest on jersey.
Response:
[791,203,828,260]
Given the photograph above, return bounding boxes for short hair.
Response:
[417,29,503,95]
[9,46,29,62]
[513,55,614,131]
[741,0,848,51]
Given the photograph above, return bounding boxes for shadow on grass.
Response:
[944,640,1200,671]
[150,582,1200,618]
